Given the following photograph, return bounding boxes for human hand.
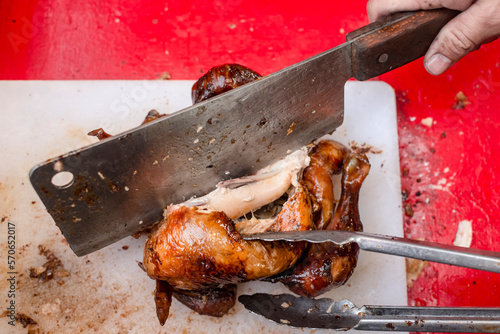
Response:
[366,0,500,75]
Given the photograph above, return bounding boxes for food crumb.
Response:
[159,71,171,80]
[286,122,296,136]
[281,302,290,308]
[348,141,382,155]
[29,245,64,283]
[453,220,473,247]
[401,189,409,201]
[452,91,470,109]
[57,269,70,277]
[406,258,428,288]
[122,245,129,250]
[142,109,166,124]
[41,299,61,315]
[88,128,112,140]
[421,117,433,128]
[404,203,414,217]
[280,319,291,324]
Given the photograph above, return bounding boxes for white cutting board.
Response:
[0,80,406,334]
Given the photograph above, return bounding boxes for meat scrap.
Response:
[141,109,166,124]
[142,64,371,325]
[191,64,261,104]
[87,128,112,140]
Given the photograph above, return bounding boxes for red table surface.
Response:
[2,0,499,319]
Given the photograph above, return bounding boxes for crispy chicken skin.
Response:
[191,64,262,104]
[302,140,349,230]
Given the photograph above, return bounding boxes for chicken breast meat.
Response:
[142,64,371,325]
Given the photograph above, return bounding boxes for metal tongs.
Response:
[238,293,500,332]
[242,230,500,273]
[239,230,500,332]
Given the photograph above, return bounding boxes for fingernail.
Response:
[425,54,452,75]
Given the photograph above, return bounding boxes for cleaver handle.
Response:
[346,8,459,81]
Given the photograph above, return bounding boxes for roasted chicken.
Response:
[142,64,371,325]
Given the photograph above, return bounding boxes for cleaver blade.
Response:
[29,9,458,256]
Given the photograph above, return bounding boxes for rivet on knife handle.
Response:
[347,8,460,81]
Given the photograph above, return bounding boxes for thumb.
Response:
[424,3,500,75]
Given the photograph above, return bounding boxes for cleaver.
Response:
[29,9,458,256]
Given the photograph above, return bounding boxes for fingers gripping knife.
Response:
[29,9,459,256]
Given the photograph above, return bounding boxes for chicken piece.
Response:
[302,140,349,230]
[191,64,262,104]
[144,183,313,289]
[154,279,173,326]
[154,279,237,321]
[270,147,370,297]
[144,160,314,321]
[173,284,237,317]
